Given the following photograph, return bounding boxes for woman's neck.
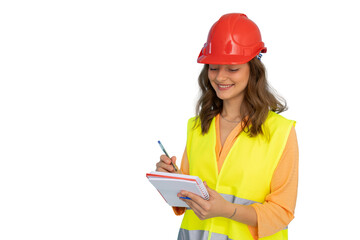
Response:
[221,99,243,122]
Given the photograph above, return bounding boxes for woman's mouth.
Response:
[218,84,234,90]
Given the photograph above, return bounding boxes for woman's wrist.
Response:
[226,204,258,227]
[228,207,237,219]
[222,202,236,219]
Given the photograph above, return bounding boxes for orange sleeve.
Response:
[172,148,189,216]
[248,126,299,239]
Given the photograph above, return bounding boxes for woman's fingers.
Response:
[178,190,210,220]
[180,197,207,220]
[160,154,171,164]
[156,161,173,172]
[156,155,177,172]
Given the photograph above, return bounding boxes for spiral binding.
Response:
[196,178,209,200]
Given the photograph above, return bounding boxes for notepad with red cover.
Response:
[146,171,209,207]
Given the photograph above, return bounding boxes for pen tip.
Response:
[158,140,161,144]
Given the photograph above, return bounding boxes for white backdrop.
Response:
[1,0,360,239]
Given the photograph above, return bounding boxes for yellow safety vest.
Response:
[178,111,295,240]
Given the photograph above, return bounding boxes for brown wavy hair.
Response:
[195,57,287,137]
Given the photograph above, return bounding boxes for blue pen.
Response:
[180,197,192,200]
[158,140,178,172]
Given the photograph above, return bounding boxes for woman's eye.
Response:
[229,69,239,72]
[209,68,218,71]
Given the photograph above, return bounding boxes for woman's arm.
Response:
[249,127,299,238]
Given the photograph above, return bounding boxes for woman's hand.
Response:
[155,155,180,173]
[178,182,234,220]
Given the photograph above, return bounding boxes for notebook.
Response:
[146,171,209,207]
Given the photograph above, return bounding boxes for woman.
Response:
[156,13,298,240]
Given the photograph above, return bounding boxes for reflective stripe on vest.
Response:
[178,229,232,240]
[178,228,289,240]
[179,111,295,240]
[220,193,259,206]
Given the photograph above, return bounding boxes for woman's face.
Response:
[208,63,250,103]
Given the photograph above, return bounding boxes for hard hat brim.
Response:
[197,47,267,65]
[197,54,254,65]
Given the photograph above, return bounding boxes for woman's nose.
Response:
[215,68,228,82]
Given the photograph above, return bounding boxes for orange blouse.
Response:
[173,114,299,239]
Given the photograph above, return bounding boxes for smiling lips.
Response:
[218,84,234,90]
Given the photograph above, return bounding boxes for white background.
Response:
[1,0,359,239]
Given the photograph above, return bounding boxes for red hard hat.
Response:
[197,13,267,65]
